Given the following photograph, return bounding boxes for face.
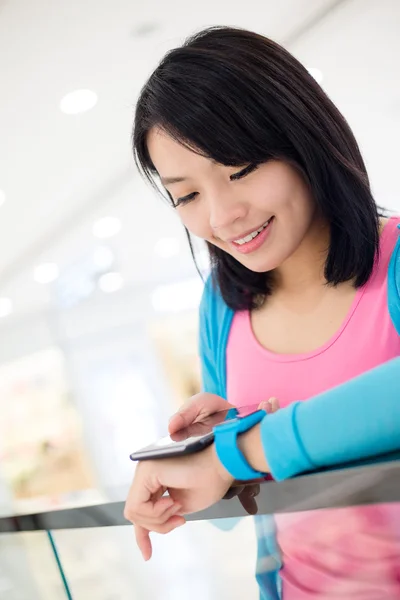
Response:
[147,128,317,274]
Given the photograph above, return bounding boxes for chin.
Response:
[237,256,280,273]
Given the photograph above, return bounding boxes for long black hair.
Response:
[133,26,380,310]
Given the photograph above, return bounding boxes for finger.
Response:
[223,485,244,500]
[170,421,209,442]
[169,428,188,442]
[135,525,152,561]
[135,515,186,536]
[168,411,189,434]
[238,485,260,515]
[269,397,280,413]
[149,515,186,534]
[258,397,280,414]
[131,494,176,519]
[151,486,167,503]
[239,494,258,515]
[135,501,182,525]
[168,393,228,434]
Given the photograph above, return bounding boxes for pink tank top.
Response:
[226,216,400,599]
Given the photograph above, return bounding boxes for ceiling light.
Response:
[151,278,203,313]
[92,217,121,239]
[0,298,13,318]
[60,89,98,115]
[154,237,181,258]
[34,262,60,284]
[92,246,114,270]
[307,67,323,85]
[0,190,5,207]
[98,272,124,293]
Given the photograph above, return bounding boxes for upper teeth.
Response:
[234,219,271,245]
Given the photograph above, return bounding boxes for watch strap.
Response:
[213,410,267,481]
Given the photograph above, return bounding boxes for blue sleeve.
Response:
[261,357,400,481]
[199,283,221,396]
[199,279,245,533]
[388,223,400,334]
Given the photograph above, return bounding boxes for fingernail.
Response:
[270,398,279,412]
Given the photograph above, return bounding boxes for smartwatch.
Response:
[213,410,267,481]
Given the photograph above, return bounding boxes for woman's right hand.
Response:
[168,392,232,435]
[168,393,280,436]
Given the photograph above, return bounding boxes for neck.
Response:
[272,217,330,294]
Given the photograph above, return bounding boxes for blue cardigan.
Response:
[199,225,400,600]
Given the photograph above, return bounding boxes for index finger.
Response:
[135,524,152,561]
[168,393,231,434]
[170,412,230,441]
[237,484,260,515]
[168,395,207,434]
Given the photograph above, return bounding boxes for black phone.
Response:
[129,403,261,461]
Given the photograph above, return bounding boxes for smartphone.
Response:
[129,403,261,462]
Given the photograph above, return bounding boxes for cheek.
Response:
[270,178,314,225]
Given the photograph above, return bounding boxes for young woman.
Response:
[124,27,400,599]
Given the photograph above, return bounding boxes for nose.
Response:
[208,188,248,234]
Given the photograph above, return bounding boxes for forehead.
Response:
[147,128,211,178]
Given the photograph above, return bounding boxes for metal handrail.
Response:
[1,452,399,533]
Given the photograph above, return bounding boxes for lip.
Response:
[223,220,273,244]
[229,217,274,255]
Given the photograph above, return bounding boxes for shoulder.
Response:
[200,272,229,318]
[199,272,235,340]
[387,217,400,334]
[387,216,400,277]
[385,215,400,263]
[379,216,400,265]
[381,215,400,238]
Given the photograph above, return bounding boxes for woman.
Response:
[125,27,400,598]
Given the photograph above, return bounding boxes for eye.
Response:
[174,192,198,207]
[230,163,258,181]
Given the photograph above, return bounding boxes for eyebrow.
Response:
[160,175,188,186]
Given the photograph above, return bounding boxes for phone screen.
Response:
[130,403,261,461]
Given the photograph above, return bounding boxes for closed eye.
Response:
[230,163,258,181]
[173,163,257,206]
[175,192,198,207]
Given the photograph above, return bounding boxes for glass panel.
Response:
[52,518,259,599]
[0,532,67,600]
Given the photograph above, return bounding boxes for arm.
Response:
[239,357,400,481]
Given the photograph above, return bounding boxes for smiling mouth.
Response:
[232,218,273,245]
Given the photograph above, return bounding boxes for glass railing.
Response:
[1,453,400,599]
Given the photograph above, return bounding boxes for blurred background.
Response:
[0,0,399,598]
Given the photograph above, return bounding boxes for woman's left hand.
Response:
[124,444,234,561]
